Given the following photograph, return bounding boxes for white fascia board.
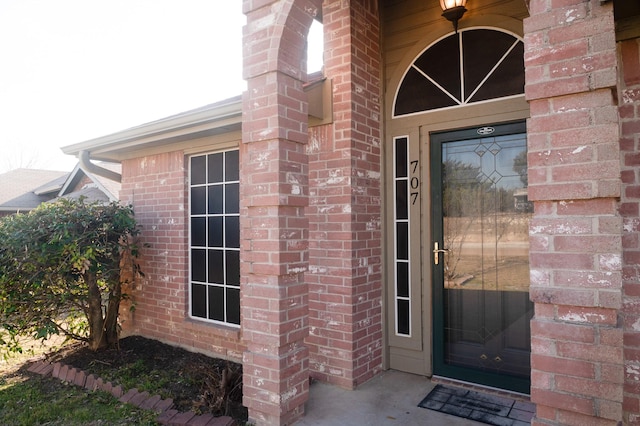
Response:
[61,97,242,160]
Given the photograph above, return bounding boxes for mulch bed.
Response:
[45,335,248,423]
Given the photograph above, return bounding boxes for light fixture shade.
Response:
[440,0,468,33]
[440,0,467,11]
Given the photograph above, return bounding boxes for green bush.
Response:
[0,198,142,354]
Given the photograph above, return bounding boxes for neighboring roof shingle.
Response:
[59,186,113,203]
[0,168,69,212]
[33,173,70,195]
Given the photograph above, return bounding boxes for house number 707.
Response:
[410,159,419,205]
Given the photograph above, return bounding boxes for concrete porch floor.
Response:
[297,370,488,426]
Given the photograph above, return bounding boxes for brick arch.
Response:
[242,0,320,143]
[240,1,320,424]
[244,0,320,81]
[275,0,321,80]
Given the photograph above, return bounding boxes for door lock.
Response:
[433,242,450,265]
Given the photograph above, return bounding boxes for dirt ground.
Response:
[12,335,248,422]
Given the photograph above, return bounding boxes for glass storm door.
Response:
[431,121,533,394]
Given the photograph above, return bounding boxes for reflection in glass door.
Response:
[431,121,533,394]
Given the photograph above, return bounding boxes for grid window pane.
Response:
[225,216,240,248]
[225,183,240,213]
[208,217,223,247]
[192,284,207,318]
[225,151,239,181]
[208,153,223,183]
[226,250,240,286]
[191,156,206,185]
[208,286,225,321]
[191,187,206,215]
[191,217,206,247]
[191,249,206,282]
[208,249,224,284]
[227,288,240,325]
[208,185,223,214]
[190,150,241,326]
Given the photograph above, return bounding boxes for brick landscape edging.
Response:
[27,360,236,426]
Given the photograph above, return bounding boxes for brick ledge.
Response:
[27,360,236,426]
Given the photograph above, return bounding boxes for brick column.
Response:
[306,0,383,389]
[619,36,640,423]
[524,1,623,424]
[240,1,319,424]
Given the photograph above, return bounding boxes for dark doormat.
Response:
[418,384,535,426]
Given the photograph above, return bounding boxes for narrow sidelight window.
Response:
[394,136,411,336]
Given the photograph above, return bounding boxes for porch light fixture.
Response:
[440,0,467,33]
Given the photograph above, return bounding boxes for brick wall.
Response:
[119,151,245,361]
[241,0,319,424]
[305,0,383,390]
[620,35,640,423]
[525,0,623,424]
[71,174,93,191]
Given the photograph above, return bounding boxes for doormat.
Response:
[418,384,535,426]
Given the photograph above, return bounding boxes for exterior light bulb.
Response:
[440,0,468,33]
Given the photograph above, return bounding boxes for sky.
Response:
[0,1,322,174]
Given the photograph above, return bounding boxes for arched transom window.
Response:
[393,28,524,117]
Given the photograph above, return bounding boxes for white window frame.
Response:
[188,148,241,327]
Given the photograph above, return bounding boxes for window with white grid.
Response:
[189,149,240,326]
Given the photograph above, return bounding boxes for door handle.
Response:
[433,242,450,265]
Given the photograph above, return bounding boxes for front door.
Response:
[430,121,532,393]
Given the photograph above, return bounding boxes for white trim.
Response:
[58,163,120,202]
[62,97,242,161]
[391,94,525,120]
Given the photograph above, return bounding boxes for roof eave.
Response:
[61,96,242,161]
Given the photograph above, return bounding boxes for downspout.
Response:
[79,150,122,183]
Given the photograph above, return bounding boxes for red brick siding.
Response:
[241,0,319,423]
[525,0,623,424]
[70,175,93,192]
[119,151,245,361]
[304,0,382,390]
[620,35,640,424]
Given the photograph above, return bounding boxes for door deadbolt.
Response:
[433,242,450,265]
